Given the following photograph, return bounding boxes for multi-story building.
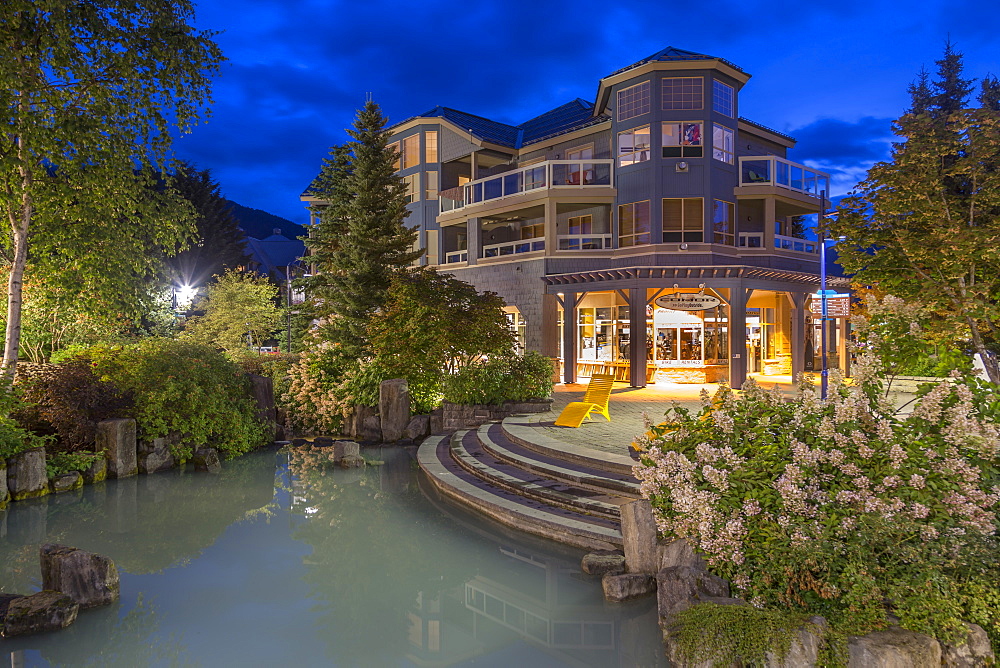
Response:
[313,46,850,388]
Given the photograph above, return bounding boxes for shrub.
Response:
[634,354,1000,653]
[443,352,553,405]
[46,451,100,478]
[0,383,50,460]
[283,344,352,434]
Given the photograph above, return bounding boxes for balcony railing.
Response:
[445,250,468,264]
[439,159,614,213]
[739,232,818,254]
[482,238,545,258]
[557,233,613,250]
[738,156,830,199]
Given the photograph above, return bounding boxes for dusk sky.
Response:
[173,0,1000,226]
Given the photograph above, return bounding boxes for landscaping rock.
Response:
[192,448,221,474]
[848,626,941,667]
[340,454,365,469]
[97,418,137,478]
[82,456,107,484]
[765,616,827,667]
[0,460,8,509]
[0,594,25,622]
[7,447,48,501]
[379,379,410,442]
[248,373,277,436]
[312,436,334,447]
[291,438,309,447]
[941,622,994,667]
[656,565,731,622]
[429,407,444,435]
[350,405,377,440]
[50,472,83,494]
[333,441,360,460]
[602,572,656,602]
[40,544,120,609]
[658,538,706,571]
[621,499,659,573]
[581,550,626,577]
[403,415,430,441]
[360,415,382,443]
[137,437,174,474]
[2,591,79,637]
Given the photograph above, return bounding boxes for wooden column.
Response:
[790,292,807,379]
[466,217,481,265]
[629,287,647,388]
[729,287,750,389]
[560,292,582,384]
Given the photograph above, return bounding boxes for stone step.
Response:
[479,423,641,498]
[449,430,629,521]
[417,434,622,552]
[501,414,637,477]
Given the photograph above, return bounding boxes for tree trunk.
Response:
[965,316,1000,384]
[3,201,30,380]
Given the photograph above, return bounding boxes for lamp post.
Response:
[817,191,844,401]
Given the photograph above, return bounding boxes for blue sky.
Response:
[173,0,1000,224]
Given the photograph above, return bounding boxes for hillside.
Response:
[226,200,308,240]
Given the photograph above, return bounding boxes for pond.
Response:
[0,446,667,667]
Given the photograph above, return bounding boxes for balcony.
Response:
[739,232,818,254]
[738,156,830,199]
[482,238,545,258]
[439,159,615,213]
[557,234,613,251]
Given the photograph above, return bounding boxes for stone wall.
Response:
[440,399,552,432]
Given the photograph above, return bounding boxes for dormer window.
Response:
[617,81,651,121]
[661,77,704,110]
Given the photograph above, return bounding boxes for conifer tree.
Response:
[832,44,1000,383]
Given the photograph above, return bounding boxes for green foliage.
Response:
[443,352,553,405]
[0,382,49,459]
[183,270,285,355]
[83,339,268,459]
[46,451,100,479]
[670,602,812,666]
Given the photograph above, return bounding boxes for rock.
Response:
[82,456,107,484]
[403,415,430,441]
[312,436,334,447]
[602,572,656,602]
[0,460,8,509]
[941,623,994,667]
[379,379,410,442]
[192,448,221,474]
[291,438,309,447]
[339,454,366,469]
[360,415,382,444]
[333,441,360,460]
[2,591,79,637]
[97,418,137,478]
[848,626,941,667]
[581,550,626,577]
[350,405,377,440]
[40,544,120,609]
[0,593,25,622]
[50,472,83,494]
[248,373,277,437]
[658,538,706,571]
[656,565,731,622]
[621,499,659,573]
[429,407,444,435]
[7,447,48,501]
[137,437,174,474]
[765,616,827,667]
[663,597,747,668]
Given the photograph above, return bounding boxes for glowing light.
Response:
[175,284,197,309]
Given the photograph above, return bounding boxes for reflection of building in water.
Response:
[406,543,663,667]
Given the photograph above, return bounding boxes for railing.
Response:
[739,232,818,254]
[445,250,468,264]
[439,159,614,213]
[738,156,830,198]
[482,238,544,258]
[557,234,613,250]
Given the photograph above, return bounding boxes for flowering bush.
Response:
[635,354,1000,646]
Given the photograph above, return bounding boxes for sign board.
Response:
[809,293,851,318]
[654,293,722,311]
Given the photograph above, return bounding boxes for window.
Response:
[520,223,544,239]
[617,125,651,167]
[568,214,592,234]
[662,77,704,110]
[425,131,438,163]
[566,145,593,160]
[713,200,735,245]
[618,200,650,247]
[566,144,594,184]
[662,121,703,158]
[713,124,734,164]
[402,134,420,169]
[662,198,704,242]
[424,170,439,199]
[403,173,419,204]
[617,81,650,121]
[388,141,401,170]
[713,80,735,117]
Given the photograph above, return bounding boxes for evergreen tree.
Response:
[832,45,1000,383]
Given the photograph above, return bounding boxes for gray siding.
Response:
[440,127,477,163]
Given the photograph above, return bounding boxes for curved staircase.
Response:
[417,414,640,552]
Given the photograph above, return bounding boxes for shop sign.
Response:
[809,293,851,318]
[654,293,722,311]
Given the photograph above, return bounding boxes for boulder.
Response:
[581,550,626,577]
[192,448,221,474]
[350,405,377,440]
[137,437,174,474]
[97,418,137,478]
[333,441,360,460]
[656,565,730,622]
[429,408,444,435]
[339,454,366,469]
[291,438,309,447]
[765,616,827,667]
[658,538,706,571]
[0,593,25,622]
[379,379,410,442]
[2,591,79,637]
[40,544,120,609]
[312,436,334,447]
[941,623,994,667]
[403,415,430,441]
[50,472,83,494]
[0,460,8,509]
[848,626,941,667]
[621,499,659,573]
[82,456,107,484]
[360,415,382,444]
[7,447,48,501]
[602,572,656,602]
[248,373,277,436]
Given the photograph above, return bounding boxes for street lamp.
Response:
[818,190,845,400]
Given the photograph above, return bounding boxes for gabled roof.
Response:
[244,232,306,277]
[413,106,519,146]
[607,46,747,78]
[738,117,796,143]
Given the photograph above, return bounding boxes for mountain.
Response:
[226,200,308,241]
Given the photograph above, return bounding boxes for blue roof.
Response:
[413,106,519,146]
[607,46,746,78]
[244,233,306,277]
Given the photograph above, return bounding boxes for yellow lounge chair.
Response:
[554,373,616,427]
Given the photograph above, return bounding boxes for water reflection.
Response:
[0,446,665,666]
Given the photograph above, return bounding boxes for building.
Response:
[311,46,850,388]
